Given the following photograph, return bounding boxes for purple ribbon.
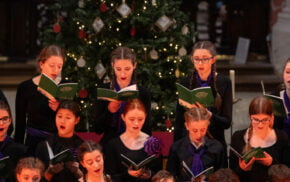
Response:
[188,144,206,176]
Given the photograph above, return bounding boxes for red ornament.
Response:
[78,89,88,99]
[99,3,107,12]
[78,29,86,39]
[130,27,136,36]
[165,119,172,128]
[53,23,61,33]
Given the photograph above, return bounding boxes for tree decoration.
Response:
[130,27,136,36]
[95,60,106,79]
[155,15,173,32]
[152,0,157,6]
[165,118,172,128]
[92,17,104,33]
[100,2,108,12]
[78,29,86,39]
[78,0,85,8]
[178,46,187,56]
[175,64,180,78]
[149,49,159,60]
[77,56,86,67]
[103,74,111,84]
[78,89,88,98]
[116,0,131,18]
[181,25,189,35]
[53,23,61,33]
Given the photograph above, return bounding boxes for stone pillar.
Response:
[271,0,290,75]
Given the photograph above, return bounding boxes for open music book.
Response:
[229,145,265,164]
[97,84,139,102]
[46,141,74,165]
[120,154,156,170]
[182,161,214,180]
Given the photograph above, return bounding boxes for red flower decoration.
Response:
[53,23,61,33]
[130,27,136,36]
[78,29,86,39]
[78,89,88,99]
[99,3,107,12]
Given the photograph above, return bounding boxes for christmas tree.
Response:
[41,0,195,131]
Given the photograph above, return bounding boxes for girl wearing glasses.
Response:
[94,46,152,145]
[229,96,288,182]
[174,41,232,156]
[15,45,66,153]
[0,100,28,182]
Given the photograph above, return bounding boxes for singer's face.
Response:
[122,109,146,134]
[185,120,209,146]
[56,108,79,138]
[283,62,290,89]
[16,168,41,182]
[81,150,104,177]
[40,56,63,80]
[191,49,215,76]
[112,59,136,87]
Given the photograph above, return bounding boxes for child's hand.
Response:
[239,157,255,171]
[49,99,60,111]
[128,167,143,177]
[46,162,64,175]
[178,99,195,109]
[65,161,83,178]
[108,100,122,113]
[255,152,273,166]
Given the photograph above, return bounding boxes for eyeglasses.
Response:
[192,56,214,64]
[251,117,270,124]
[0,116,10,124]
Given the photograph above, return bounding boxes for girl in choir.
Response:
[167,107,225,182]
[272,58,290,137]
[0,100,28,182]
[15,45,66,153]
[174,41,232,154]
[94,46,151,145]
[15,157,45,182]
[35,100,84,182]
[77,140,111,182]
[229,96,289,182]
[104,98,162,182]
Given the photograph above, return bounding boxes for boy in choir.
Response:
[104,98,162,182]
[15,45,67,153]
[15,157,45,182]
[77,140,112,182]
[94,46,152,145]
[229,96,289,182]
[0,100,28,182]
[35,100,83,182]
[174,41,232,164]
[167,107,225,182]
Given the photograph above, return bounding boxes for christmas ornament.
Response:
[178,46,187,56]
[100,2,108,12]
[181,25,189,35]
[95,60,106,79]
[77,56,86,67]
[78,89,88,99]
[78,0,85,8]
[116,0,131,18]
[155,15,173,32]
[130,27,136,36]
[53,23,61,33]
[92,17,104,33]
[103,74,111,84]
[165,118,172,128]
[78,29,86,39]
[149,49,159,60]
[152,0,157,6]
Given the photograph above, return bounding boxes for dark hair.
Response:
[15,157,45,175]
[37,45,66,71]
[208,168,240,182]
[268,164,290,182]
[123,98,146,116]
[279,58,290,91]
[0,100,11,118]
[56,100,81,118]
[243,96,273,154]
[189,41,222,110]
[184,107,211,123]
[77,140,103,162]
[151,170,175,182]
[110,46,137,87]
